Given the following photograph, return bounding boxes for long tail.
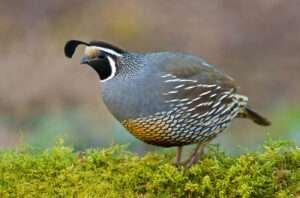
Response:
[238,107,271,126]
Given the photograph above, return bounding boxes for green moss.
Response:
[0,140,299,197]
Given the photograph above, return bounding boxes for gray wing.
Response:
[160,52,237,89]
[153,52,238,113]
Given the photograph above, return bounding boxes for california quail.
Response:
[64,40,271,166]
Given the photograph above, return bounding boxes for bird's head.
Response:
[64,40,126,82]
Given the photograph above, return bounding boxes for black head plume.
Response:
[64,40,89,58]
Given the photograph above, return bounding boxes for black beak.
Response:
[80,56,91,64]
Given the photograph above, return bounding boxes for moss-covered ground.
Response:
[0,140,299,197]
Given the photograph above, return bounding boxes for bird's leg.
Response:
[184,134,218,167]
[183,140,212,167]
[176,146,183,165]
[181,143,202,166]
[185,143,206,168]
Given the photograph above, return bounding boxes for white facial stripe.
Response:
[91,46,123,57]
[101,56,117,82]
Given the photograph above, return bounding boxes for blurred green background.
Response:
[0,0,299,154]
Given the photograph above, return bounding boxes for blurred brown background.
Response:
[0,0,299,152]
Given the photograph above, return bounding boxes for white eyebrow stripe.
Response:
[91,46,123,57]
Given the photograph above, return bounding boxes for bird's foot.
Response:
[184,147,204,168]
[173,143,208,168]
[182,143,207,168]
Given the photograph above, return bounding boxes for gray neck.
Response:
[113,53,144,81]
[100,52,170,121]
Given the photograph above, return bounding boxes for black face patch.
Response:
[87,57,113,81]
[65,39,122,82]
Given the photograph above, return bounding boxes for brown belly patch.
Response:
[122,119,180,147]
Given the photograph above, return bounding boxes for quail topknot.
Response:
[64,40,271,167]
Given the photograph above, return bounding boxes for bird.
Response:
[64,40,271,167]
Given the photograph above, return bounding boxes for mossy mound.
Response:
[0,140,299,197]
